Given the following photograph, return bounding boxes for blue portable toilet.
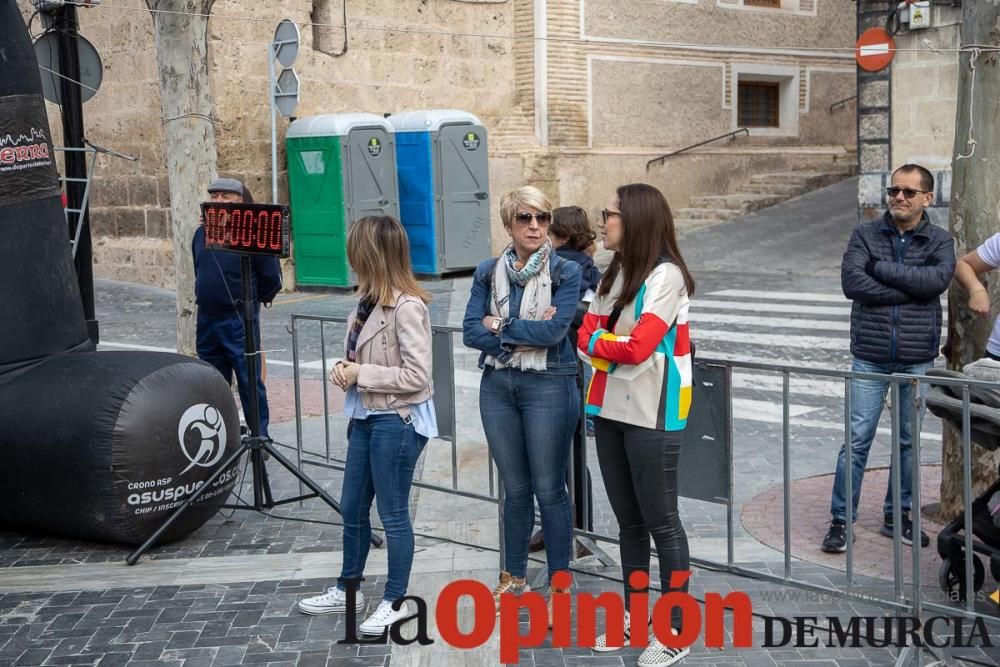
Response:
[388,110,490,275]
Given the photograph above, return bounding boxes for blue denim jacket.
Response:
[462,256,582,376]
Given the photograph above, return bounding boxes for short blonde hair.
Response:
[500,186,552,228]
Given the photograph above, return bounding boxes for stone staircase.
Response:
[674,164,857,232]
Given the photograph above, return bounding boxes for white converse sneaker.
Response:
[359,599,411,636]
[638,634,690,667]
[297,587,365,615]
[592,611,655,652]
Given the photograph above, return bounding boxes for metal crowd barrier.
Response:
[288,312,1000,631]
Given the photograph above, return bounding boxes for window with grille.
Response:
[737,82,780,128]
[745,0,781,7]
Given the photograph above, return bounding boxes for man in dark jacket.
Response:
[193,178,282,438]
[821,164,955,553]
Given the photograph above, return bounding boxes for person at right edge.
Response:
[821,164,955,554]
[578,183,695,667]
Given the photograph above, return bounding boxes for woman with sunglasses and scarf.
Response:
[297,216,436,637]
[579,184,696,667]
[463,186,581,611]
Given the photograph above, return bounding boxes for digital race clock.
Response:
[200,202,291,258]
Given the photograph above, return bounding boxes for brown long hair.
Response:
[598,183,695,308]
[347,215,431,305]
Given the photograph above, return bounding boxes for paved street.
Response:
[2,178,999,666]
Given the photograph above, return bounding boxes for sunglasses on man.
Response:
[886,187,930,200]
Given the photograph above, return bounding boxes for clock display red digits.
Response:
[241,209,253,247]
[228,209,241,247]
[256,211,268,249]
[205,207,218,244]
[270,212,282,250]
[203,203,286,256]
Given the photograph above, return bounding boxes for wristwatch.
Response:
[490,317,502,333]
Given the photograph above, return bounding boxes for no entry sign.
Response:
[856,28,896,72]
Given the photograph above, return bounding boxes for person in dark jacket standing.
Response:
[821,164,955,553]
[192,178,282,438]
[529,206,602,556]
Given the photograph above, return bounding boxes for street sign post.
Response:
[269,19,300,204]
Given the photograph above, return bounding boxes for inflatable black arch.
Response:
[0,2,241,546]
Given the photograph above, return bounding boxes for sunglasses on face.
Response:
[601,208,620,224]
[513,211,552,226]
[886,187,929,200]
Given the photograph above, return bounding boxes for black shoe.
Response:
[880,513,929,547]
[821,519,855,553]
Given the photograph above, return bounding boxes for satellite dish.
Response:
[33,32,104,105]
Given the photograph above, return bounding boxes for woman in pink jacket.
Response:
[297,216,436,637]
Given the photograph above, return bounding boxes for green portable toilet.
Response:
[286,113,399,287]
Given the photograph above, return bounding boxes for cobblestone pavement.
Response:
[2,180,999,665]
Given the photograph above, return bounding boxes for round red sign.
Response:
[856,28,896,73]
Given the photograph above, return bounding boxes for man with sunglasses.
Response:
[822,164,956,553]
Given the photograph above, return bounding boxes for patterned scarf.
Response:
[346,297,377,362]
[502,240,551,286]
[485,241,553,371]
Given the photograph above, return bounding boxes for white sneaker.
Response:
[592,611,655,652]
[638,635,690,667]
[297,587,365,615]
[359,599,411,635]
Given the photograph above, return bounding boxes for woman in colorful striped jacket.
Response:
[577,183,696,667]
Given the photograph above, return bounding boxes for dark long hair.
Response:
[598,183,695,308]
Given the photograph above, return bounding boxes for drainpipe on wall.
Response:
[534,0,548,146]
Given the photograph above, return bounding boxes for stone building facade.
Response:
[19,0,857,288]
[889,3,961,227]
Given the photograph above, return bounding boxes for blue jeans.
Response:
[480,368,578,579]
[338,414,427,601]
[196,312,270,437]
[830,358,932,523]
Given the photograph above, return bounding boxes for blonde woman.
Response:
[298,216,436,636]
[462,186,582,610]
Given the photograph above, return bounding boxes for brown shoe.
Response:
[575,540,593,559]
[492,571,530,615]
[528,529,545,553]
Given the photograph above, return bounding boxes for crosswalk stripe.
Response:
[692,312,849,332]
[732,398,820,420]
[699,350,844,370]
[731,374,844,399]
[708,289,850,303]
[708,289,947,307]
[694,299,850,317]
[697,329,847,350]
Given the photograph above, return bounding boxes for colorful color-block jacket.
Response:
[577,262,692,431]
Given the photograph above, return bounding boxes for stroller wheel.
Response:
[939,556,986,601]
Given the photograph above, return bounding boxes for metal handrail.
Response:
[828,95,857,114]
[646,128,750,170]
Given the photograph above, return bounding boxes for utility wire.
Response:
[62,0,1000,56]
